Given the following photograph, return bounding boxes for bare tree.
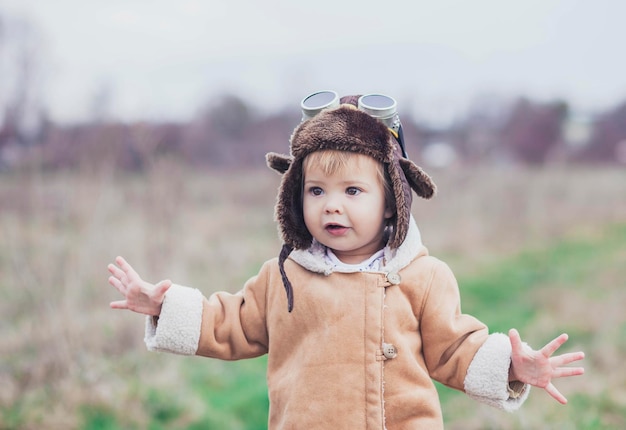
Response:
[581,102,626,163]
[0,11,47,167]
[501,98,568,165]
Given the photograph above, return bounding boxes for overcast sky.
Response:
[2,0,626,124]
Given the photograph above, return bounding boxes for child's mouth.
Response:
[325,224,349,236]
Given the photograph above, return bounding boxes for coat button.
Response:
[382,343,398,359]
[386,272,401,285]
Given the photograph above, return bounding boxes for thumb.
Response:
[509,328,523,355]
[155,279,172,299]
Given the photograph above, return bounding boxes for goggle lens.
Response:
[358,94,400,133]
[358,94,396,114]
[301,91,340,120]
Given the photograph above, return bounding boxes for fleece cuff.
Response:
[144,284,203,355]
[464,332,531,412]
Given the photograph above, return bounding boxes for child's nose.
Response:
[323,195,343,214]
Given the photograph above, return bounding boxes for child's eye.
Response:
[346,187,361,196]
[309,187,324,196]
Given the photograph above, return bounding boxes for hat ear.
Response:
[399,158,436,199]
[266,152,293,174]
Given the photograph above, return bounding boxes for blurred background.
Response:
[1,1,625,429]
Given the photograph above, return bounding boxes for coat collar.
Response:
[289,215,425,275]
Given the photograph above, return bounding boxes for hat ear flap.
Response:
[275,160,313,249]
[266,152,293,174]
[399,158,436,199]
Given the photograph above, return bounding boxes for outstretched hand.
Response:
[108,256,172,316]
[509,328,584,404]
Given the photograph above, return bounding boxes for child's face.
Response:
[302,153,394,264]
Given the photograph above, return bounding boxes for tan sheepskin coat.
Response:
[145,219,529,429]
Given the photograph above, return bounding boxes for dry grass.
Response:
[0,159,624,428]
[417,164,626,262]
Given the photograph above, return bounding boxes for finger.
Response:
[551,351,585,367]
[110,300,129,310]
[107,264,128,288]
[116,256,140,280]
[508,328,523,355]
[107,263,126,281]
[541,333,568,357]
[155,279,172,298]
[545,382,567,404]
[553,366,585,379]
[108,276,126,294]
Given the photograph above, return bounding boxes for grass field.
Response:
[1,160,625,429]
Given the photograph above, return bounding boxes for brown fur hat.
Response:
[266,96,436,252]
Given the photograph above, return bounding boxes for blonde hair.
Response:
[302,149,395,213]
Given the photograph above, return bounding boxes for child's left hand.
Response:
[108,256,171,317]
[509,328,585,404]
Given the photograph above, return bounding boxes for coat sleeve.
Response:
[418,258,529,411]
[144,284,204,355]
[144,261,271,360]
[464,333,530,411]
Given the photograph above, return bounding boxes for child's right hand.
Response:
[108,256,172,316]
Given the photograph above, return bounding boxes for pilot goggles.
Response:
[300,90,409,158]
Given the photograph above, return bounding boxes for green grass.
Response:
[81,405,122,430]
[437,223,626,429]
[475,223,623,332]
[458,223,626,333]
[182,357,269,430]
[76,357,269,430]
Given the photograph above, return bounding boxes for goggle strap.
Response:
[396,125,409,159]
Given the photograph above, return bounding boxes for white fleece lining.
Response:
[464,333,530,412]
[144,284,203,355]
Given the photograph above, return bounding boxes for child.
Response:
[108,92,584,429]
